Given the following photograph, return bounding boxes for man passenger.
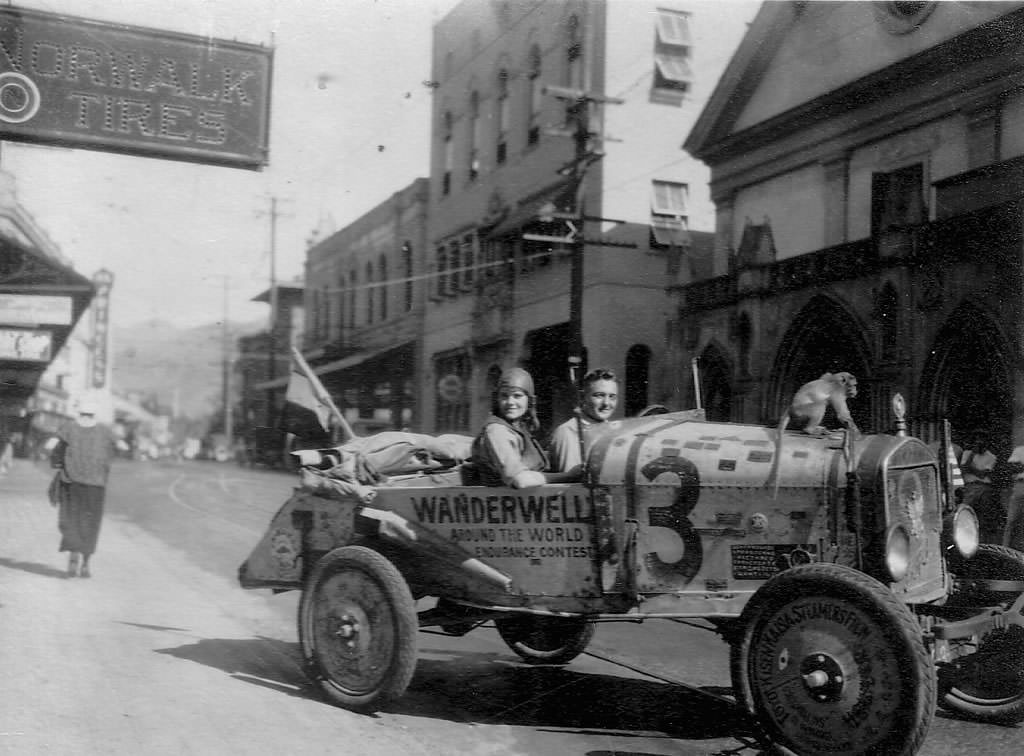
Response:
[549,368,620,473]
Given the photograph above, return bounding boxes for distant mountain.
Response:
[112,319,263,419]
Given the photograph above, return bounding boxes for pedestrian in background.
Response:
[1004,444,1024,552]
[51,397,118,578]
[960,428,1002,544]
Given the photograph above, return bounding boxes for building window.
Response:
[336,272,346,341]
[442,111,453,195]
[402,242,413,312]
[348,271,357,327]
[365,261,374,323]
[650,180,690,247]
[565,14,582,90]
[468,91,480,182]
[527,45,542,146]
[435,352,471,432]
[461,234,475,290]
[871,162,926,234]
[449,241,460,295]
[378,255,388,321]
[651,8,692,106]
[435,245,448,299]
[496,69,509,165]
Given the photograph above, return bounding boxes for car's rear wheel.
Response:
[298,545,418,710]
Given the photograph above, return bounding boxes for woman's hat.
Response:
[497,367,535,397]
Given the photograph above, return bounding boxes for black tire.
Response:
[494,614,595,664]
[298,545,418,711]
[938,543,1024,724]
[730,564,934,756]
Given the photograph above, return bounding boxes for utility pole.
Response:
[221,276,233,452]
[264,196,281,427]
[542,84,622,388]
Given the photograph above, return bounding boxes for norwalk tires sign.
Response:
[0,7,272,170]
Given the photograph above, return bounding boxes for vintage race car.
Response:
[238,399,1024,756]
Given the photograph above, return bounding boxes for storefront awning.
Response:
[0,235,95,402]
[252,342,415,391]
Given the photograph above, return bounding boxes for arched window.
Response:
[442,111,453,195]
[348,271,357,327]
[625,344,652,416]
[378,255,388,321]
[496,69,509,164]
[527,45,542,145]
[565,14,582,89]
[468,91,480,181]
[336,272,346,341]
[402,242,413,312]
[365,261,374,323]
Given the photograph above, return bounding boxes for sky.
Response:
[3,0,462,328]
[2,0,761,330]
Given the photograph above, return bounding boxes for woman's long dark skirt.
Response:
[58,482,105,556]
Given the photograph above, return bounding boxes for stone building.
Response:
[672,0,1024,453]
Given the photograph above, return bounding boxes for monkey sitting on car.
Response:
[769,372,859,497]
[779,371,859,436]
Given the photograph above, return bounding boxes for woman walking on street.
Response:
[51,397,117,578]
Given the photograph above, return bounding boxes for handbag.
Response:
[47,470,67,506]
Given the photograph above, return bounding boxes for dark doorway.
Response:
[920,303,1012,455]
[525,323,577,436]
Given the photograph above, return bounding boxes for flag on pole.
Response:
[280,362,331,441]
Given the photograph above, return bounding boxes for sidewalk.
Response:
[0,460,435,756]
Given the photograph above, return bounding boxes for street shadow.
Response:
[0,556,69,579]
[394,653,756,743]
[155,636,316,701]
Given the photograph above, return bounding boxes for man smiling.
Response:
[549,368,620,473]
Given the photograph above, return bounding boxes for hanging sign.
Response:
[0,327,52,361]
[0,7,272,169]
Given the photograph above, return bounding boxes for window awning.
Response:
[655,53,693,84]
[486,181,576,240]
[651,216,691,247]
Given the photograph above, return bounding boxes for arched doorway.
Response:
[697,342,733,422]
[770,294,872,430]
[919,302,1012,454]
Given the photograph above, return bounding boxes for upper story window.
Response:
[496,69,509,165]
[527,45,542,146]
[871,162,926,234]
[435,245,448,299]
[365,260,374,323]
[651,8,692,106]
[461,234,475,290]
[565,14,583,90]
[336,271,346,338]
[468,91,480,182]
[402,242,413,312]
[378,255,388,321]
[650,180,690,247]
[348,271,357,327]
[442,111,453,196]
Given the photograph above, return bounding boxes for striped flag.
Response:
[280,362,331,441]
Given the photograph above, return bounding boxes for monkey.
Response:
[768,372,860,497]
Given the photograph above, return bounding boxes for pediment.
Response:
[686,1,1024,164]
